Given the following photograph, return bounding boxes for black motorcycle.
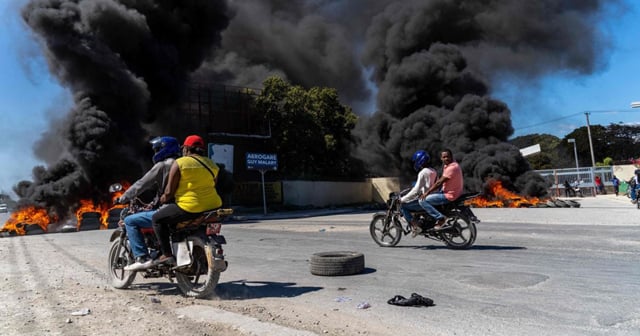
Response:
[370,190,480,249]
[107,183,232,298]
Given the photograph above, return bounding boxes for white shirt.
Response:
[401,167,437,203]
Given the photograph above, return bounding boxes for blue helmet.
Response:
[411,150,430,171]
[150,136,180,163]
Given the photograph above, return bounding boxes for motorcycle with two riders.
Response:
[107,183,232,298]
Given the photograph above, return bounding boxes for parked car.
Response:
[0,204,7,213]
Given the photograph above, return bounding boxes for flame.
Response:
[466,180,545,208]
[2,181,130,235]
[1,206,57,235]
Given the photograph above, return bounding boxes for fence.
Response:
[535,166,614,197]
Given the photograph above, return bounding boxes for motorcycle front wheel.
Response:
[107,239,137,289]
[369,214,403,247]
[175,237,221,298]
[440,211,476,249]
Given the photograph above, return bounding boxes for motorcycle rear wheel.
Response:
[107,239,137,289]
[440,211,476,249]
[175,237,221,298]
[370,214,403,247]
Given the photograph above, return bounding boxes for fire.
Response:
[1,181,130,236]
[466,180,544,208]
[1,206,57,235]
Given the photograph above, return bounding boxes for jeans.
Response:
[400,199,424,223]
[418,192,449,221]
[124,210,155,258]
[632,185,639,201]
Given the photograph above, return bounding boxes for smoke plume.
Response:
[16,0,621,216]
[18,0,230,218]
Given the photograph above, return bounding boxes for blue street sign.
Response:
[246,152,278,171]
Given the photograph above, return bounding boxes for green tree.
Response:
[255,76,363,179]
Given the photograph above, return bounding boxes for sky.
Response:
[0,1,639,197]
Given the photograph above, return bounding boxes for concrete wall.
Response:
[281,177,400,207]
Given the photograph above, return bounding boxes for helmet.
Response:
[150,136,180,163]
[411,150,430,171]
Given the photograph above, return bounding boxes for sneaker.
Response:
[124,255,153,271]
[152,255,176,267]
[632,200,637,204]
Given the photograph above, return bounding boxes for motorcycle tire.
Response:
[369,214,403,247]
[440,211,476,250]
[107,239,137,289]
[175,237,221,298]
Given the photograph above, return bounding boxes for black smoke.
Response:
[17,0,230,217]
[16,0,623,215]
[193,0,621,196]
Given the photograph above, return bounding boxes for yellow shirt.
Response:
[175,155,222,213]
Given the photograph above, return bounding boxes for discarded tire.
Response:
[310,251,365,276]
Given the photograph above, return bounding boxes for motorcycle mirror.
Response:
[109,183,123,193]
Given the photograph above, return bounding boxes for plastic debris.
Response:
[334,296,352,302]
[70,308,91,316]
[356,302,371,309]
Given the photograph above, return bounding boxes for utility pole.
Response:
[584,112,596,167]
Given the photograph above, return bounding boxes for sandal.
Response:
[410,293,435,306]
[387,295,407,305]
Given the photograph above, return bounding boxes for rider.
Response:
[150,134,223,267]
[419,149,463,231]
[116,136,181,271]
[400,150,437,237]
[630,169,640,204]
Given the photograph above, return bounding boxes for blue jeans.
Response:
[418,192,449,221]
[632,185,639,201]
[400,199,424,223]
[124,210,156,258]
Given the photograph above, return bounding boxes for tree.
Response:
[254,76,364,179]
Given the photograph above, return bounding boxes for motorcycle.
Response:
[370,190,480,249]
[107,183,233,298]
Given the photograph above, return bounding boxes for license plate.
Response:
[206,223,221,235]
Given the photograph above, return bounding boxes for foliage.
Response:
[254,76,364,179]
[511,124,640,169]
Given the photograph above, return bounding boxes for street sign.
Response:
[246,152,277,171]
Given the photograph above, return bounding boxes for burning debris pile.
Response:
[466,179,580,208]
[1,183,128,236]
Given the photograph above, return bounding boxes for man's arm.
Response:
[160,161,180,204]
[419,175,449,200]
[119,163,164,203]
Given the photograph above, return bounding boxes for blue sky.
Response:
[1,1,639,196]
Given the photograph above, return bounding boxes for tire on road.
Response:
[310,251,365,276]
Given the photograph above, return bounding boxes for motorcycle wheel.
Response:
[369,214,402,247]
[175,237,221,298]
[107,239,137,289]
[440,211,476,249]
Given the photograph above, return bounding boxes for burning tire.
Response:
[310,251,365,276]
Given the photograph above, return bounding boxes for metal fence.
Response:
[534,166,614,197]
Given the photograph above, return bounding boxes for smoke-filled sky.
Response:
[0,0,638,202]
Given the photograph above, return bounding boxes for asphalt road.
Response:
[0,194,638,335]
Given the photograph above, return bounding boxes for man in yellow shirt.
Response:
[150,135,222,266]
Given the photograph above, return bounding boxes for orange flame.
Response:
[466,180,544,208]
[2,206,57,235]
[2,181,131,235]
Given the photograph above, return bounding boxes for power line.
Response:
[514,109,638,131]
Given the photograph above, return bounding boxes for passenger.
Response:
[150,135,222,267]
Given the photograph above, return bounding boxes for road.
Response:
[0,194,638,336]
